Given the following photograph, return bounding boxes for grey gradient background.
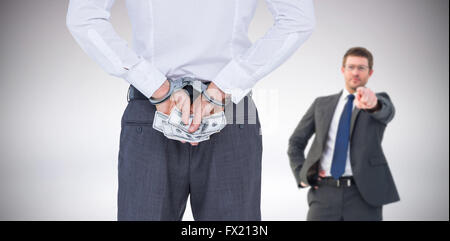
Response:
[0,0,448,221]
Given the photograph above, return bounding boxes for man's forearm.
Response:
[368,93,395,125]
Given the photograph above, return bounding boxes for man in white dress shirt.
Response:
[67,0,315,220]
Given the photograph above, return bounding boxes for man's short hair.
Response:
[343,47,373,70]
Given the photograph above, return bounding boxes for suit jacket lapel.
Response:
[317,91,342,146]
[350,107,361,139]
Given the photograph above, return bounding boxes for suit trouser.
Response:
[306,184,383,221]
[117,93,262,221]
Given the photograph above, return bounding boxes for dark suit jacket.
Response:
[287,91,400,207]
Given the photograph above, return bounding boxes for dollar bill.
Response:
[165,125,210,143]
[201,111,227,135]
[153,107,227,143]
[168,107,203,135]
[152,111,169,133]
[168,107,226,135]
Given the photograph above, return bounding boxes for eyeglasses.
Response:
[344,65,370,72]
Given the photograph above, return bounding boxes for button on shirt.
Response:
[320,89,356,177]
[66,0,315,103]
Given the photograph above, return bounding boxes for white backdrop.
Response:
[0,0,448,220]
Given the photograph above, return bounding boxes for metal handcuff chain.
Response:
[149,77,226,107]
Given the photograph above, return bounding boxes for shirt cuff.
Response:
[124,59,167,98]
[212,59,254,104]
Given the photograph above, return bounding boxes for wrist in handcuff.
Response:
[149,77,229,107]
[149,78,188,105]
[149,81,173,105]
[201,90,226,108]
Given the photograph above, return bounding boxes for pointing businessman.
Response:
[288,47,400,221]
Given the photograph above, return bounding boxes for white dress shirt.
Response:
[320,89,356,177]
[66,0,315,103]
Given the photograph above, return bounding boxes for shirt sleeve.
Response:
[213,0,316,104]
[66,0,166,98]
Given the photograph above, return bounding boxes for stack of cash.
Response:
[153,107,227,143]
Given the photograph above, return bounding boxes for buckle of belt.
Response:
[336,179,352,187]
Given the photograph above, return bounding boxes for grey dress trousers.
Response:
[117,86,262,221]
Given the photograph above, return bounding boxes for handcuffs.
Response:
[149,77,229,107]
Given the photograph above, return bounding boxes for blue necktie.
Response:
[330,94,355,179]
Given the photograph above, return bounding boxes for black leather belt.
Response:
[127,85,148,101]
[127,84,198,102]
[320,177,355,188]
[127,84,253,103]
